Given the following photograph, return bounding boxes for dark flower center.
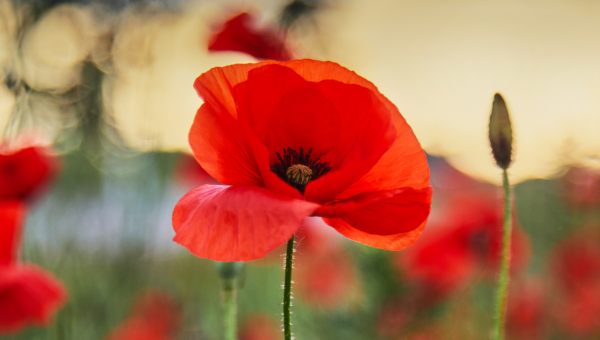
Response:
[270,147,331,194]
[469,227,492,255]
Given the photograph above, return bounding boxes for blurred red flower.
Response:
[562,167,600,208]
[428,157,496,203]
[105,290,181,340]
[0,200,67,334]
[376,300,410,338]
[239,314,279,340]
[172,60,432,261]
[0,200,26,267]
[0,265,67,334]
[555,287,600,338]
[398,195,529,304]
[296,254,355,307]
[506,279,546,340]
[552,230,600,294]
[173,153,219,189]
[405,330,441,340]
[551,229,600,337]
[0,143,56,200]
[294,218,357,308]
[208,12,292,61]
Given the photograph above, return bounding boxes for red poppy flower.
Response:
[0,265,67,334]
[0,200,26,267]
[562,166,600,208]
[398,195,529,303]
[552,232,600,293]
[208,12,292,61]
[239,314,279,340]
[551,229,600,337]
[554,287,600,337]
[172,60,432,262]
[399,225,476,303]
[506,279,546,340]
[0,141,56,200]
[0,199,66,334]
[105,290,181,340]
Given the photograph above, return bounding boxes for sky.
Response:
[3,0,600,184]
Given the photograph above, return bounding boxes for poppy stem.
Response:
[223,278,237,340]
[216,262,243,340]
[493,169,512,340]
[283,235,295,340]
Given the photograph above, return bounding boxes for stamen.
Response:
[270,147,332,194]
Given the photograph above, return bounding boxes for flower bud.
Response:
[489,93,513,169]
[215,261,244,280]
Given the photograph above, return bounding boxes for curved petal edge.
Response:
[318,187,432,236]
[322,217,429,251]
[173,185,319,262]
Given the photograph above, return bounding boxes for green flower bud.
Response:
[215,262,244,280]
[489,93,513,169]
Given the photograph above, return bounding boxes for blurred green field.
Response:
[4,149,594,340]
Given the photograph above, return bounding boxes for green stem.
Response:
[283,235,295,340]
[494,169,512,340]
[217,262,242,340]
[222,278,237,340]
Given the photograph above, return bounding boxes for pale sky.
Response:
[3,0,600,185]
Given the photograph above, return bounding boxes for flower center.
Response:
[286,164,312,186]
[270,147,332,194]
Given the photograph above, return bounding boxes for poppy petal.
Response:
[304,80,396,203]
[316,80,395,167]
[189,104,263,187]
[238,122,303,199]
[0,200,26,266]
[341,109,430,194]
[172,185,319,262]
[234,64,341,161]
[281,60,430,194]
[0,146,55,200]
[193,63,261,119]
[0,265,67,334]
[322,217,428,251]
[320,187,432,236]
[193,60,367,120]
[208,13,292,61]
[305,160,381,204]
[314,188,411,218]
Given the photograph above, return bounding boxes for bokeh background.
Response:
[2,0,600,339]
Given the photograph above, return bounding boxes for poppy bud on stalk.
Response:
[216,262,244,281]
[489,93,513,169]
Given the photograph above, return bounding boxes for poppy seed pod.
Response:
[215,262,244,280]
[489,93,513,169]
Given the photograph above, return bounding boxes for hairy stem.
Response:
[494,169,512,340]
[283,235,295,340]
